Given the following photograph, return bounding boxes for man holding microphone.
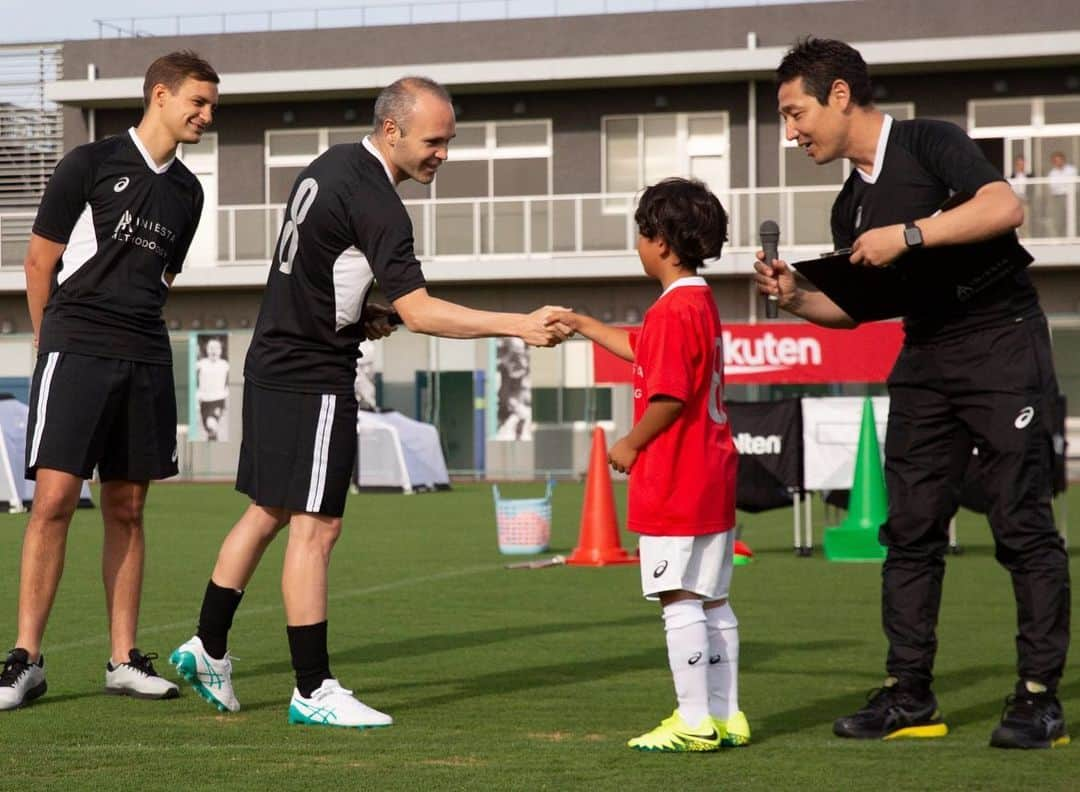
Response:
[755,37,1068,750]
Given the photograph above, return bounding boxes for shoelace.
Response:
[1000,693,1038,723]
[125,651,161,677]
[1,651,30,686]
[860,686,898,713]
[312,681,351,701]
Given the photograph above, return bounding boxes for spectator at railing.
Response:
[1009,155,1033,237]
[1046,151,1077,238]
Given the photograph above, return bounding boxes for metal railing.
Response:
[93,0,846,38]
[3,180,1078,271]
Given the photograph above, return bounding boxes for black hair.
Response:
[634,178,728,270]
[776,36,873,107]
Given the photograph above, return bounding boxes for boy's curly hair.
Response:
[634,178,728,270]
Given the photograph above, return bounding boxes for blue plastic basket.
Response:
[492,480,554,555]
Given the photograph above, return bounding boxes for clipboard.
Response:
[791,195,1033,323]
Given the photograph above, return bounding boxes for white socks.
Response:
[705,601,740,719]
[662,599,710,728]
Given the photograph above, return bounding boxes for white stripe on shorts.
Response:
[305,394,336,513]
[29,352,60,468]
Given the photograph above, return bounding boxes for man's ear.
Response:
[829,78,851,111]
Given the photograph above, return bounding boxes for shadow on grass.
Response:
[233,613,659,684]
[753,662,1055,742]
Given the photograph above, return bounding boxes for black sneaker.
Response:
[0,648,47,711]
[834,678,948,740]
[989,682,1070,749]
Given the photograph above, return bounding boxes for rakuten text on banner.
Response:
[593,322,904,385]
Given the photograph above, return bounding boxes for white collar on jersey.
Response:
[127,127,175,174]
[362,136,396,185]
[856,113,893,185]
[660,275,707,297]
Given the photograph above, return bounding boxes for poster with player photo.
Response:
[495,337,532,441]
[190,332,230,442]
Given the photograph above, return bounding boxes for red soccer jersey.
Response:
[626,279,737,536]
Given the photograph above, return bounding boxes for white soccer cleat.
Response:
[105,649,180,700]
[0,649,47,711]
[287,679,393,729]
[169,635,240,713]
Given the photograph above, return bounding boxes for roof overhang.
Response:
[47,30,1080,108]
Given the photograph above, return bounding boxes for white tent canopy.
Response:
[355,410,450,493]
[0,396,93,511]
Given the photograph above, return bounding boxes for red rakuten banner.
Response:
[593,322,904,385]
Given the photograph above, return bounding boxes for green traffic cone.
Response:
[824,397,889,562]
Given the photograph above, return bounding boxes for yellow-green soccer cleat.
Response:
[714,711,751,747]
[627,711,720,752]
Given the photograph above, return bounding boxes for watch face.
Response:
[904,226,923,247]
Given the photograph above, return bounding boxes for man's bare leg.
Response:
[100,480,149,663]
[14,468,83,661]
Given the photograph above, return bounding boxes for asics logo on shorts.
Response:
[653,560,668,578]
[114,177,130,192]
[688,652,702,666]
[1014,406,1035,429]
[709,654,722,665]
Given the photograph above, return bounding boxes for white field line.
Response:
[47,563,500,654]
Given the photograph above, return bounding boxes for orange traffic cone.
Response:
[567,427,639,566]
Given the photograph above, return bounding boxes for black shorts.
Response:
[26,351,178,482]
[236,382,358,518]
[199,399,226,422]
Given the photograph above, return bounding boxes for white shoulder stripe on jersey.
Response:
[29,352,60,468]
[333,247,376,332]
[58,204,97,286]
[305,394,336,513]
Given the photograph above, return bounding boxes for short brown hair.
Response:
[143,51,219,107]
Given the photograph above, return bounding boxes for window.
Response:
[602,112,730,195]
[265,128,362,203]
[969,95,1080,239]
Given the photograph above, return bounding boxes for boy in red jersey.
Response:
[549,178,745,752]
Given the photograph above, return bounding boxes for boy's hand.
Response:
[541,308,577,338]
[608,436,638,474]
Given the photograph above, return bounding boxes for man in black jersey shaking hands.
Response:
[1,52,218,711]
[754,38,1068,750]
[171,77,570,728]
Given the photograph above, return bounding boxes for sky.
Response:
[1,0,825,44]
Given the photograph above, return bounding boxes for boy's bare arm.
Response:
[608,396,684,473]
[546,310,633,361]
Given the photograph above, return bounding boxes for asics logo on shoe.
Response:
[708,654,722,665]
[688,652,702,666]
[293,700,338,724]
[652,561,668,578]
[1014,406,1035,429]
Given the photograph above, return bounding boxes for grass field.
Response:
[1,481,1077,791]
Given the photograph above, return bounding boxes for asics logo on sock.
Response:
[708,654,722,665]
[688,652,702,666]
[652,561,668,578]
[1014,406,1035,429]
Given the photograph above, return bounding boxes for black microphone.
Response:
[759,220,781,319]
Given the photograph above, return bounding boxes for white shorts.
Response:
[638,532,734,601]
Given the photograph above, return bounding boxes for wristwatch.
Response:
[903,221,924,249]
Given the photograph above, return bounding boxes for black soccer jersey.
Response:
[244,140,426,396]
[32,128,203,364]
[830,117,1040,341]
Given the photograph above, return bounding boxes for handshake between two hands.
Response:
[529,306,579,348]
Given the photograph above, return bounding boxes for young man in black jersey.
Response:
[0,52,219,711]
[754,38,1069,750]
[171,76,570,728]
